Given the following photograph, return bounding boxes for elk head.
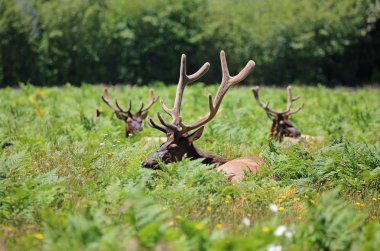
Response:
[252,86,304,141]
[142,50,255,169]
[101,88,158,137]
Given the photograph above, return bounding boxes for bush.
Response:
[0,0,378,86]
[36,0,133,84]
[0,0,38,85]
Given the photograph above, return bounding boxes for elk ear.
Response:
[187,126,204,142]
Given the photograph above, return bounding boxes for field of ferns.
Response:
[0,83,379,251]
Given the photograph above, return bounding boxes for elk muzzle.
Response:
[141,140,188,169]
[125,118,143,136]
[141,142,174,169]
[141,152,162,169]
[285,127,301,138]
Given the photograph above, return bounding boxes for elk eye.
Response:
[168,144,178,150]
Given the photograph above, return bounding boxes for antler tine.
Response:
[284,85,304,115]
[285,85,297,112]
[138,89,159,114]
[181,50,255,133]
[214,51,255,109]
[147,116,167,134]
[288,86,301,100]
[138,102,144,113]
[101,88,121,112]
[172,54,210,122]
[157,112,180,132]
[158,54,210,130]
[115,99,132,115]
[287,102,304,115]
[251,86,278,118]
[252,86,270,110]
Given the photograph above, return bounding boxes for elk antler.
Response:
[160,54,210,128]
[136,89,159,115]
[251,86,304,118]
[101,88,132,117]
[148,50,255,136]
[102,88,158,117]
[148,53,210,133]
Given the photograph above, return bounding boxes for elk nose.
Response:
[141,160,148,167]
[141,159,159,169]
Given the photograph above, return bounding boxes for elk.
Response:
[142,50,267,180]
[252,86,304,142]
[101,88,158,137]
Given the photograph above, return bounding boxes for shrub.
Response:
[0,0,38,85]
[0,0,378,86]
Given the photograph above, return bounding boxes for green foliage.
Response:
[0,0,379,86]
[301,189,365,250]
[36,0,131,84]
[0,0,38,85]
[124,0,209,84]
[0,84,379,250]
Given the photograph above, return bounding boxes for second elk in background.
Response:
[252,86,324,144]
[101,88,158,137]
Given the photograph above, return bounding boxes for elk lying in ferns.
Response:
[142,51,267,180]
[252,86,324,144]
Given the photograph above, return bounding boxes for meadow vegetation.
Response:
[0,84,379,250]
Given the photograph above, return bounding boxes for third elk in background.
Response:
[252,86,324,144]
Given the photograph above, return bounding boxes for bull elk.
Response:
[252,86,324,143]
[142,50,267,180]
[101,88,158,137]
[252,86,304,142]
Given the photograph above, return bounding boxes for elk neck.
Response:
[191,144,230,166]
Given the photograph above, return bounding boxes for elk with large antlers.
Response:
[101,88,158,137]
[252,86,305,142]
[142,51,267,180]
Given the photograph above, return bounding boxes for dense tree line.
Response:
[0,0,379,86]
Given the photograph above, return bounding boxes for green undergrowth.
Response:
[0,83,379,250]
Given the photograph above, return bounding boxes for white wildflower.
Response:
[269,203,278,212]
[242,217,251,226]
[285,231,293,238]
[100,142,105,146]
[103,133,108,137]
[267,244,282,251]
[274,225,287,236]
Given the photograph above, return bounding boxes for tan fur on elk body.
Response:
[141,136,167,144]
[283,134,325,145]
[101,88,158,137]
[142,50,266,180]
[216,156,267,181]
